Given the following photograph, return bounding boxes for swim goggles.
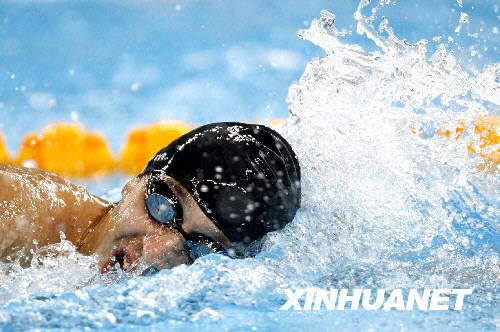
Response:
[145,173,183,229]
[145,174,223,244]
[144,173,228,257]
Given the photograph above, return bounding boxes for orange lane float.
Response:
[436,120,467,140]
[437,115,499,172]
[0,134,10,163]
[2,116,496,178]
[16,123,115,177]
[469,115,499,171]
[119,121,193,175]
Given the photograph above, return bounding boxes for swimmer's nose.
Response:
[141,232,191,270]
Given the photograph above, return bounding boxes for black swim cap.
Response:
[141,122,301,243]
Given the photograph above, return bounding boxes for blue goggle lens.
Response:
[145,175,182,228]
[146,193,177,227]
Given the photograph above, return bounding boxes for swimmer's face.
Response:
[85,175,231,274]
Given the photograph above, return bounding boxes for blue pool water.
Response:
[0,0,497,151]
[0,1,499,331]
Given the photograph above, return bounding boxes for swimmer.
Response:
[0,122,301,274]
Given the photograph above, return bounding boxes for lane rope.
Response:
[0,117,497,177]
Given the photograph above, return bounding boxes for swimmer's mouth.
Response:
[100,247,137,274]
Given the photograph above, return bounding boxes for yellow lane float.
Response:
[119,121,193,175]
[16,123,115,177]
[1,116,496,178]
[0,134,10,163]
[469,115,499,171]
[436,115,499,172]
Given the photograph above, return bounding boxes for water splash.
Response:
[0,237,98,306]
[1,1,499,330]
[278,3,499,285]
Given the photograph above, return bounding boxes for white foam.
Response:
[269,3,499,288]
[0,3,498,325]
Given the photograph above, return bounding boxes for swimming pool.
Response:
[0,0,498,331]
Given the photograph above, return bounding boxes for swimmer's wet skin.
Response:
[0,122,301,275]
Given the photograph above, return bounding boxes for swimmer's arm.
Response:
[0,164,112,261]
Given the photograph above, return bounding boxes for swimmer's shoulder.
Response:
[0,163,23,186]
[0,164,33,202]
[0,163,112,210]
[0,163,70,183]
[0,164,72,200]
[0,163,41,185]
